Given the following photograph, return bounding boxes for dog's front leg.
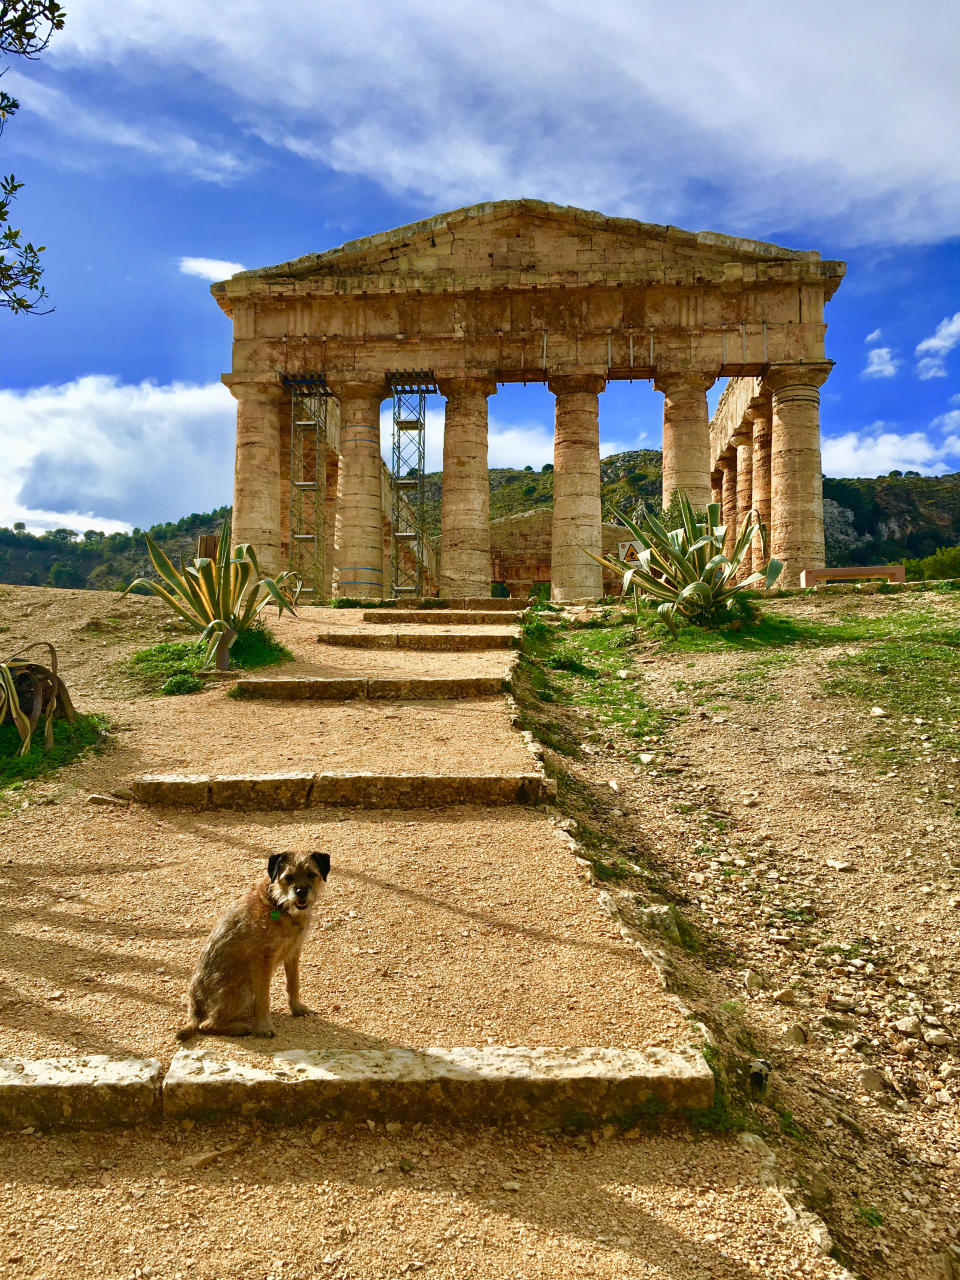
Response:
[252,960,276,1037]
[285,952,313,1017]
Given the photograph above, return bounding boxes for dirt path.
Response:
[537,591,960,1279]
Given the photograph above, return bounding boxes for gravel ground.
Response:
[0,586,684,1064]
[547,591,960,1279]
[112,696,534,778]
[0,1122,847,1280]
[0,801,685,1062]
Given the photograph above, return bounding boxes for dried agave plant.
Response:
[0,642,77,757]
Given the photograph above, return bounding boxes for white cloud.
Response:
[3,70,249,183]
[47,0,960,245]
[915,312,960,379]
[822,425,960,478]
[865,328,883,343]
[932,408,960,434]
[179,257,247,281]
[0,377,236,533]
[862,347,900,379]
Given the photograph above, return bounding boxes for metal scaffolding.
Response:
[389,372,436,597]
[284,374,330,598]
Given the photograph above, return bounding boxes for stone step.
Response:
[362,610,520,625]
[315,631,517,651]
[234,676,507,700]
[385,597,523,612]
[163,1045,714,1127]
[131,771,552,809]
[0,1056,162,1129]
[0,1047,714,1130]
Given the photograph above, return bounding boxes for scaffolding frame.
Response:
[284,374,330,598]
[389,372,436,597]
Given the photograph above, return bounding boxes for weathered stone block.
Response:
[309,772,545,807]
[132,775,211,806]
[235,677,368,699]
[163,1045,714,1126]
[208,774,315,809]
[366,677,505,699]
[0,1056,162,1129]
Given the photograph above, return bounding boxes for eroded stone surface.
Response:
[163,1045,714,1125]
[0,1056,162,1129]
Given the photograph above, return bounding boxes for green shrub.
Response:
[160,673,205,696]
[0,713,108,793]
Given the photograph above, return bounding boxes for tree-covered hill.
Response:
[1,457,959,591]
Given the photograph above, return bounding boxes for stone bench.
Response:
[799,564,905,587]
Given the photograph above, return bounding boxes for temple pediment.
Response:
[217,200,844,298]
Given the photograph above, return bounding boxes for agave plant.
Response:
[1,642,77,757]
[120,519,301,670]
[588,491,783,636]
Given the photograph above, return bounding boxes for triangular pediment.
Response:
[229,199,829,285]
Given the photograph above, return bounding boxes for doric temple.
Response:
[211,200,845,596]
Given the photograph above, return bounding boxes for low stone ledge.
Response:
[131,774,211,806]
[234,677,368,699]
[316,632,517,651]
[208,774,315,809]
[364,611,521,626]
[0,1056,162,1129]
[366,677,506,699]
[308,772,547,808]
[162,1045,714,1126]
[132,772,549,809]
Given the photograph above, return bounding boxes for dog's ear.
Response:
[311,851,331,881]
[267,853,287,882]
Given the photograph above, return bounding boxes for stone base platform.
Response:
[363,611,521,625]
[131,771,552,809]
[315,632,517,651]
[166,1045,714,1127]
[234,675,507,700]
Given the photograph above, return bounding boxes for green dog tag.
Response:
[270,909,282,922]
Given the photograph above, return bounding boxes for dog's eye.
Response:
[281,874,294,885]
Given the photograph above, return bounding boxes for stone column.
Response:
[767,364,831,587]
[437,377,496,598]
[735,424,753,580]
[747,398,772,573]
[323,450,339,599]
[718,451,737,559]
[710,470,723,508]
[226,376,286,576]
[330,379,388,599]
[549,374,605,602]
[654,372,715,511]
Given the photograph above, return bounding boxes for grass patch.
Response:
[824,637,960,764]
[128,623,294,694]
[0,714,110,795]
[853,1200,884,1228]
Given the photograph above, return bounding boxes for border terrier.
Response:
[176,850,330,1041]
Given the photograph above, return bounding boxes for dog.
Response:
[175,850,330,1041]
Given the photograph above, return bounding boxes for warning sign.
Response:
[618,541,643,564]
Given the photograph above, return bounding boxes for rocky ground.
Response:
[524,590,959,1279]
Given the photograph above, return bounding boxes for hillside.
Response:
[1,455,959,591]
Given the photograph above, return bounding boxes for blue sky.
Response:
[1,0,959,532]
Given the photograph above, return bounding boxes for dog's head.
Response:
[267,851,330,915]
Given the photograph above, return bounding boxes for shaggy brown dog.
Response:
[175,851,330,1041]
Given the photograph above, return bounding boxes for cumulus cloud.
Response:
[3,70,249,183]
[179,257,247,281]
[865,328,883,343]
[862,347,900,379]
[0,377,236,533]
[49,0,960,245]
[822,425,960,477]
[915,312,960,379]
